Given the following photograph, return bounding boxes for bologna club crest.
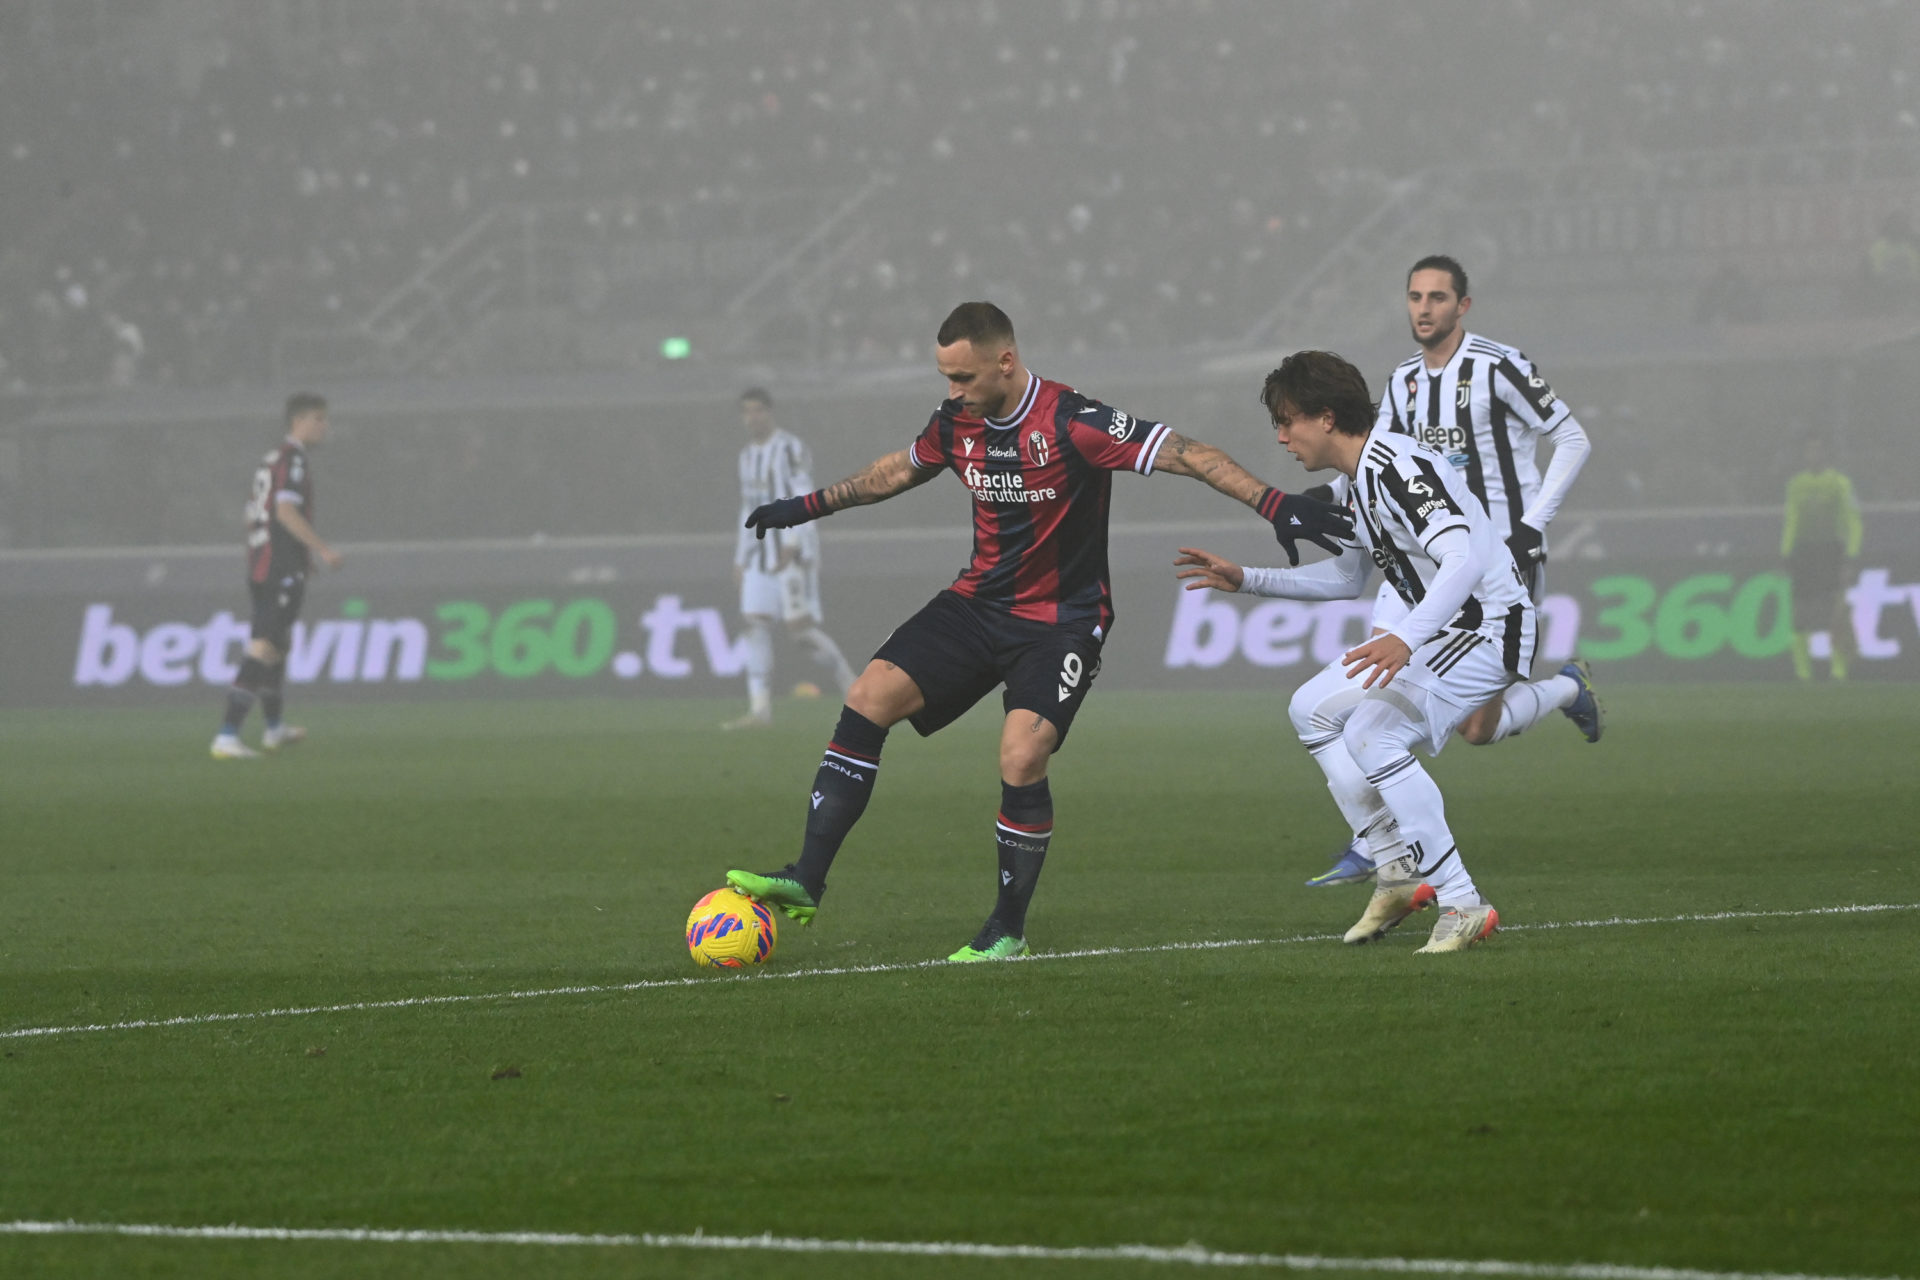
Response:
[1027,430,1049,467]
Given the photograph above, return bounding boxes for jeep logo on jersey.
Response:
[1028,430,1048,467]
[1107,411,1131,439]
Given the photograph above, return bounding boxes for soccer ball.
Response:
[685,886,777,968]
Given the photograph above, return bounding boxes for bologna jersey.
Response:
[1376,332,1572,541]
[245,437,314,584]
[734,426,821,575]
[1333,428,1532,665]
[907,372,1171,632]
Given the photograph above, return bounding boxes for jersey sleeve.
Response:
[274,450,308,507]
[908,412,947,471]
[1061,396,1173,475]
[1491,353,1572,435]
[1376,452,1470,550]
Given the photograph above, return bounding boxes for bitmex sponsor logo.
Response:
[71,594,756,689]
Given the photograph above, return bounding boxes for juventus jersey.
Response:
[1376,332,1572,540]
[1332,429,1532,666]
[908,371,1171,631]
[735,427,820,574]
[245,437,314,584]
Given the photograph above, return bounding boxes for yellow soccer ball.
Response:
[685,886,778,968]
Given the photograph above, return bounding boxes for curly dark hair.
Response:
[1259,352,1375,437]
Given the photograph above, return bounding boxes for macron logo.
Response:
[1002,870,1013,885]
[1290,515,1303,526]
[811,791,824,809]
[961,438,975,456]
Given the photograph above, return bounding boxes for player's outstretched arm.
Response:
[1174,547,1245,593]
[1153,432,1354,565]
[744,449,934,539]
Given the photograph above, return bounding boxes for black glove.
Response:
[1256,487,1354,567]
[1506,521,1546,569]
[1301,483,1337,504]
[744,492,828,539]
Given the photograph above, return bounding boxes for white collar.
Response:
[984,372,1040,430]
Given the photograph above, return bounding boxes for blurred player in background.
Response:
[1177,351,1527,952]
[210,393,342,760]
[1781,436,1863,681]
[1307,255,1601,887]
[725,387,857,729]
[726,302,1352,961]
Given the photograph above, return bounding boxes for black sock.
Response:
[260,663,286,728]
[791,705,889,896]
[990,778,1053,939]
[220,657,270,735]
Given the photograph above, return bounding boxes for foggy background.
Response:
[1,0,1916,558]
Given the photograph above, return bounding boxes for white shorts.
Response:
[740,562,822,625]
[1293,617,1534,755]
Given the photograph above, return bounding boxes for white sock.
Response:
[744,622,774,716]
[1345,698,1481,909]
[1303,736,1387,870]
[1491,674,1578,742]
[1371,761,1480,908]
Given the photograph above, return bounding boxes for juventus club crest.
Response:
[1027,430,1049,467]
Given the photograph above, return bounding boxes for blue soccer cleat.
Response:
[1559,658,1604,743]
[1305,838,1374,888]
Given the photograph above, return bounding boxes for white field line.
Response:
[0,1220,1906,1280]
[3,902,1913,1044]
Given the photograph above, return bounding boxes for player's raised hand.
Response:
[1255,488,1354,566]
[1342,633,1412,689]
[1174,547,1245,593]
[744,492,826,539]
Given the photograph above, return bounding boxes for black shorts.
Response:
[872,590,1104,749]
[1788,544,1845,629]
[249,573,307,652]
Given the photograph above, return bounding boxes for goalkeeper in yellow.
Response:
[1781,441,1863,681]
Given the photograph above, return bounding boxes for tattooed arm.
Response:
[814,449,939,511]
[1150,432,1273,508]
[743,449,937,537]
[1153,431,1355,567]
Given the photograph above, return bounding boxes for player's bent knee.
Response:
[1289,662,1359,740]
[845,660,922,728]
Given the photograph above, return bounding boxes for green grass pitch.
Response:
[1,684,1916,1279]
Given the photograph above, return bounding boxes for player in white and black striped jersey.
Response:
[1302,256,1602,887]
[1377,255,1597,744]
[1177,351,1521,952]
[724,388,857,729]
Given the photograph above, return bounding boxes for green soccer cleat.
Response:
[725,866,821,926]
[947,933,1030,963]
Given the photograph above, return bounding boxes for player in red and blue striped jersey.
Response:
[726,301,1352,961]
